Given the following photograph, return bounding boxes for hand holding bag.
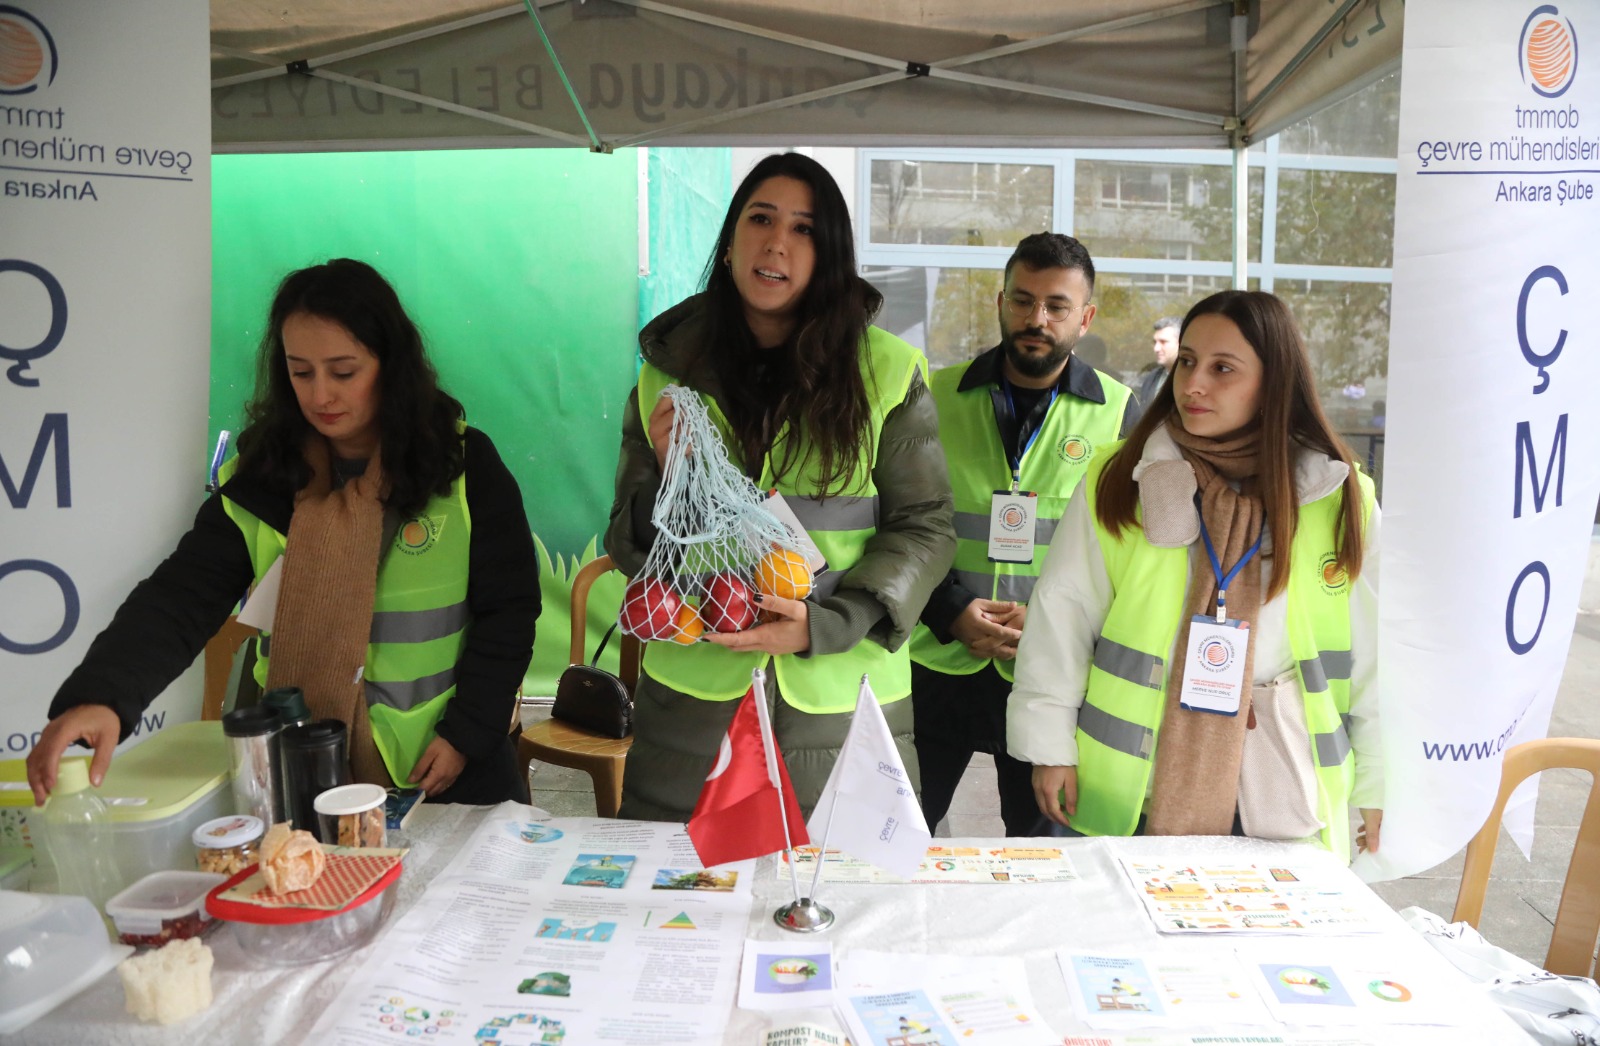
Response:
[551,623,632,738]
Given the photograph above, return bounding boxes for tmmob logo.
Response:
[1521,6,1578,99]
[0,6,57,96]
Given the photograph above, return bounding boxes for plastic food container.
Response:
[0,890,134,1034]
[207,858,402,966]
[313,783,387,848]
[96,722,233,882]
[105,870,226,948]
[193,815,264,876]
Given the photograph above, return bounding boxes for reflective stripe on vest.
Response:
[635,327,926,713]
[911,359,1132,681]
[1067,442,1374,859]
[217,453,472,784]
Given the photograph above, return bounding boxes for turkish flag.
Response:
[686,687,809,867]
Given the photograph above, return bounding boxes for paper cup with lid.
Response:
[313,783,387,848]
[192,815,265,877]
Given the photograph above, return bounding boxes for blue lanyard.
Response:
[1197,513,1263,623]
[1001,378,1057,491]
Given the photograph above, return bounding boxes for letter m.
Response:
[1,413,70,508]
[1514,413,1566,518]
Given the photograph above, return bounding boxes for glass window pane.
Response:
[1274,169,1395,267]
[868,160,1053,246]
[864,265,1004,370]
[1081,273,1242,386]
[1074,160,1262,263]
[1276,72,1401,158]
[1274,280,1391,493]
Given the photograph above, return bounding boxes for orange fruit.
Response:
[670,604,705,644]
[755,547,812,600]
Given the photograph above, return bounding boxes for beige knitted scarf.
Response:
[1145,416,1264,837]
[265,436,394,788]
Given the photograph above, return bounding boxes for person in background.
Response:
[1135,316,1181,413]
[27,259,539,806]
[1009,290,1382,861]
[910,233,1135,836]
[604,152,956,822]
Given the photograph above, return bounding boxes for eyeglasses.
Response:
[1002,293,1087,324]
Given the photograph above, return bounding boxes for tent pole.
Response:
[520,0,606,151]
[1232,140,1248,290]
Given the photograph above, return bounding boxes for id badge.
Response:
[988,490,1038,563]
[1179,615,1250,715]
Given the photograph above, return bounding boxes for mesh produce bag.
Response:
[619,385,813,643]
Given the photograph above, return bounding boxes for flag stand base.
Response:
[773,898,835,933]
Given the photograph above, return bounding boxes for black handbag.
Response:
[551,622,633,738]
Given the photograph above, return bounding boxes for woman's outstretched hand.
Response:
[26,704,121,806]
[703,593,811,656]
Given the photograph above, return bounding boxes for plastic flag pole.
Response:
[804,674,872,906]
[750,668,803,906]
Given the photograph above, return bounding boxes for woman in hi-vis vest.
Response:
[605,153,956,822]
[1007,290,1383,861]
[27,259,539,807]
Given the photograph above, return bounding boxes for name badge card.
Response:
[1179,616,1249,715]
[988,490,1038,563]
[762,491,828,574]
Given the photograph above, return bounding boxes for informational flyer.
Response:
[1059,951,1273,1029]
[308,804,754,1044]
[1118,860,1382,934]
[1061,1035,1385,1046]
[1243,947,1462,1027]
[739,939,836,1011]
[787,845,1078,884]
[837,951,1060,1045]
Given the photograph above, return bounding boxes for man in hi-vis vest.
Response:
[911,233,1137,835]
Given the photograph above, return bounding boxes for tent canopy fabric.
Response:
[210,0,1403,153]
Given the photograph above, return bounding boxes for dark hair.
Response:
[699,153,876,497]
[1153,316,1180,332]
[1003,232,1096,293]
[234,259,465,515]
[1095,290,1365,599]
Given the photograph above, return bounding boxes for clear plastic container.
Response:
[36,759,125,912]
[105,870,225,947]
[226,876,398,966]
[193,815,264,876]
[96,722,232,884]
[0,890,133,1034]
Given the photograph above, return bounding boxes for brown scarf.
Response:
[1144,417,1265,837]
[265,436,394,789]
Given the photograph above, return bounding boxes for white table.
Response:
[14,805,1530,1044]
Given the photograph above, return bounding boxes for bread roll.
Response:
[117,937,214,1025]
[259,822,326,894]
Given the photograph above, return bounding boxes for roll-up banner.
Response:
[0,0,212,757]
[1357,1,1600,881]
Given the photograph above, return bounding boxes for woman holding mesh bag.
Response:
[605,152,956,822]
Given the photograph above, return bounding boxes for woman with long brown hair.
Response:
[605,152,956,822]
[1007,290,1382,860]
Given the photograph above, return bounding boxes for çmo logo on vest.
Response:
[1520,6,1578,99]
[0,6,58,95]
[396,516,441,555]
[1197,636,1235,673]
[1317,552,1348,595]
[1057,435,1092,464]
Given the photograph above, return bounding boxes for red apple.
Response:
[619,577,682,641]
[701,572,757,633]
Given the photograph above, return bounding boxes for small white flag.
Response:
[806,676,931,879]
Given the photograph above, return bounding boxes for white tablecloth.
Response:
[13,804,1531,1045]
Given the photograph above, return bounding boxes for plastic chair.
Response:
[201,615,259,721]
[518,555,638,818]
[1452,737,1600,978]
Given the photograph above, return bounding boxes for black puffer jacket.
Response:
[604,292,956,656]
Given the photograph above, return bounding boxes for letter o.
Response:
[1505,561,1551,655]
[0,559,80,654]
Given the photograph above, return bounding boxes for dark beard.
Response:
[1000,326,1073,379]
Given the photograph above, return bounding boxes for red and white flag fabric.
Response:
[686,686,808,868]
[806,676,931,879]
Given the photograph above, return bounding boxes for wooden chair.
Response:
[1451,737,1600,977]
[518,555,638,818]
[201,615,259,721]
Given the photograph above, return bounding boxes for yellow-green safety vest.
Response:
[1071,444,1374,859]
[636,327,925,713]
[910,361,1132,681]
[218,455,472,786]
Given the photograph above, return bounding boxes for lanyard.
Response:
[1001,377,1057,492]
[1197,512,1263,623]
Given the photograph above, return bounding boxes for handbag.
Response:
[1237,672,1323,841]
[551,622,633,738]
